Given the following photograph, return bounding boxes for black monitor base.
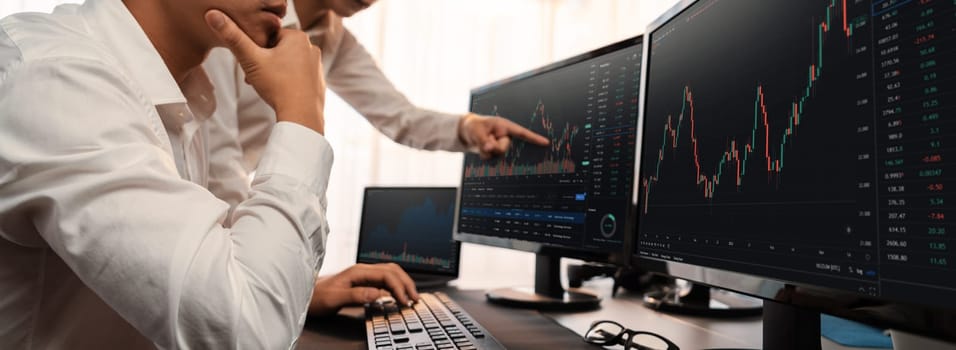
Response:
[643,283,763,318]
[408,273,454,289]
[486,287,601,311]
[484,254,602,311]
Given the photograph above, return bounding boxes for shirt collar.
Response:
[79,0,213,116]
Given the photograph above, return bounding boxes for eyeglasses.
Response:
[583,320,680,350]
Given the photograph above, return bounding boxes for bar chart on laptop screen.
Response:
[359,190,458,271]
[637,0,956,302]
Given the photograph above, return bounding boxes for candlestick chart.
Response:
[641,0,862,214]
[464,101,582,178]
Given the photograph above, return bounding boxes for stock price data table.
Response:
[638,0,955,306]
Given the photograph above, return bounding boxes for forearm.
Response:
[176,123,333,348]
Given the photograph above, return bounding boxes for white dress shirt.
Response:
[203,0,468,193]
[0,1,332,349]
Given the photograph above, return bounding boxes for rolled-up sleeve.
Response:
[0,59,331,349]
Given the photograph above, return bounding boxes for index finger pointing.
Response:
[504,120,549,146]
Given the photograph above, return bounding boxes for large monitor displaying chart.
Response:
[454,36,642,310]
[457,36,643,258]
[635,0,956,344]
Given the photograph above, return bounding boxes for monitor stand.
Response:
[408,273,454,289]
[485,254,601,311]
[643,282,763,318]
[762,300,821,350]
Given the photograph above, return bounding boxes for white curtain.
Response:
[1,0,681,287]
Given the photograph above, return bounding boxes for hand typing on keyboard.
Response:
[309,263,420,316]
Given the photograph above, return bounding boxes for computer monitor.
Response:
[356,187,461,287]
[635,0,956,348]
[454,36,643,310]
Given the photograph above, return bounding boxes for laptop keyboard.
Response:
[364,292,505,350]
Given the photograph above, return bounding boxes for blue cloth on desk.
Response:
[821,314,893,349]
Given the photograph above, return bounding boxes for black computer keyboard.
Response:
[364,292,505,350]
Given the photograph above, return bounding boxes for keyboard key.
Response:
[389,324,406,335]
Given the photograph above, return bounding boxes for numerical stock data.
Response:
[638,0,956,304]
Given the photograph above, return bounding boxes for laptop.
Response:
[356,187,461,288]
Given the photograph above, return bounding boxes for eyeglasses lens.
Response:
[629,333,672,350]
[585,321,624,344]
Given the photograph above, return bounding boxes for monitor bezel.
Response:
[632,0,956,342]
[356,186,461,278]
[454,35,644,266]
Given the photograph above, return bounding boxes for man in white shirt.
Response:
[0,0,395,348]
[203,0,551,317]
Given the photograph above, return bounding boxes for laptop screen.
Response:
[356,187,460,277]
